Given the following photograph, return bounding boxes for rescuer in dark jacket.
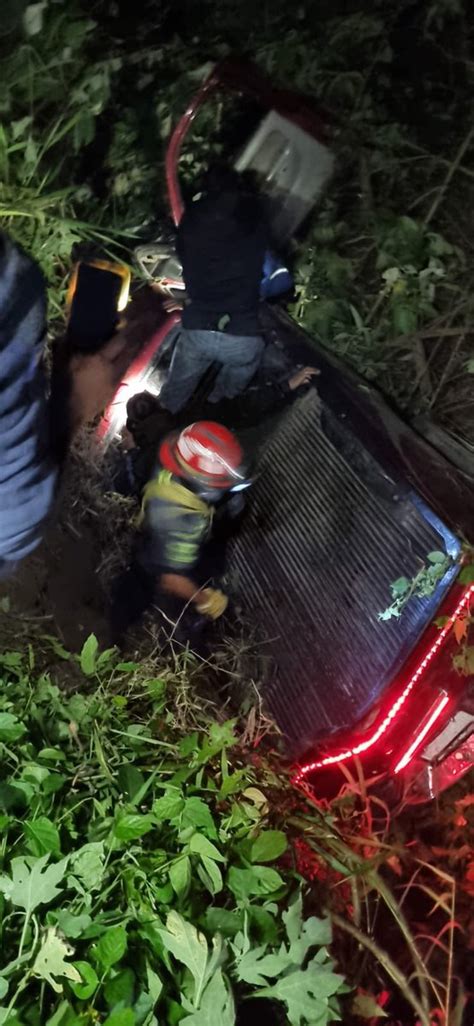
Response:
[159,167,269,413]
[109,420,250,647]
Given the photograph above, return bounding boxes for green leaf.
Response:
[55,911,92,939]
[182,797,217,838]
[181,970,235,1026]
[0,854,67,912]
[459,564,474,585]
[79,634,99,676]
[114,813,154,842]
[152,790,184,822]
[250,830,287,863]
[0,713,25,743]
[282,891,303,944]
[159,911,208,1007]
[351,993,388,1018]
[427,550,447,564]
[70,961,99,999]
[258,958,344,1025]
[204,909,242,938]
[32,928,82,994]
[197,856,223,896]
[0,981,7,1000]
[227,865,284,900]
[390,576,410,598]
[69,842,105,891]
[235,945,291,986]
[103,1011,136,1026]
[117,764,145,802]
[189,833,225,863]
[96,926,128,969]
[104,967,135,1008]
[146,963,163,1002]
[23,2,47,37]
[169,856,191,899]
[24,816,61,857]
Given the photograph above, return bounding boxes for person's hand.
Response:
[120,426,136,452]
[288,366,320,391]
[68,328,136,433]
[195,587,229,620]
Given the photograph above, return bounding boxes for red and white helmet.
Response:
[160,421,245,489]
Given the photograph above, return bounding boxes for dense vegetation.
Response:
[1,1,474,1024]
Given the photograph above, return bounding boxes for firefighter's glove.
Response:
[196,587,228,620]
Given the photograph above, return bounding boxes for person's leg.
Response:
[159,329,213,413]
[208,334,265,403]
[109,560,155,647]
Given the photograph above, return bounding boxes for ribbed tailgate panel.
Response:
[229,391,452,754]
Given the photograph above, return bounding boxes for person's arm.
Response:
[144,504,228,619]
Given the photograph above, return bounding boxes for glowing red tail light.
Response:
[293,583,474,784]
[393,691,450,773]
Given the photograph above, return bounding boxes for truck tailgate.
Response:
[229,314,462,757]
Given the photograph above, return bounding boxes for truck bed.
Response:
[228,307,466,757]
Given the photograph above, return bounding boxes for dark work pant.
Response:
[160,328,265,413]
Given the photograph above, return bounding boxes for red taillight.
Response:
[293,583,474,784]
[393,691,450,773]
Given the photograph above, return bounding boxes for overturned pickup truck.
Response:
[100,60,474,801]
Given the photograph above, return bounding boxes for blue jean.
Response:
[160,328,265,414]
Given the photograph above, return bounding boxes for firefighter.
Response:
[109,420,250,647]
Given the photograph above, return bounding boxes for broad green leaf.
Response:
[24,816,61,856]
[45,999,82,1026]
[427,550,447,564]
[146,964,163,1002]
[390,576,410,598]
[181,969,235,1026]
[189,833,224,863]
[459,564,474,585]
[55,911,92,939]
[197,856,223,896]
[236,946,291,986]
[288,916,332,965]
[259,958,344,1025]
[351,993,388,1018]
[23,2,47,37]
[69,842,105,891]
[159,911,208,1006]
[0,854,67,912]
[182,797,217,838]
[32,928,82,993]
[114,813,154,842]
[70,961,99,999]
[204,909,242,938]
[103,1011,136,1026]
[117,764,145,802]
[104,967,135,1008]
[250,830,287,863]
[282,891,303,944]
[152,791,184,822]
[0,981,7,1000]
[169,855,191,899]
[249,907,279,946]
[227,865,284,900]
[80,634,99,676]
[96,926,128,969]
[0,712,25,743]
